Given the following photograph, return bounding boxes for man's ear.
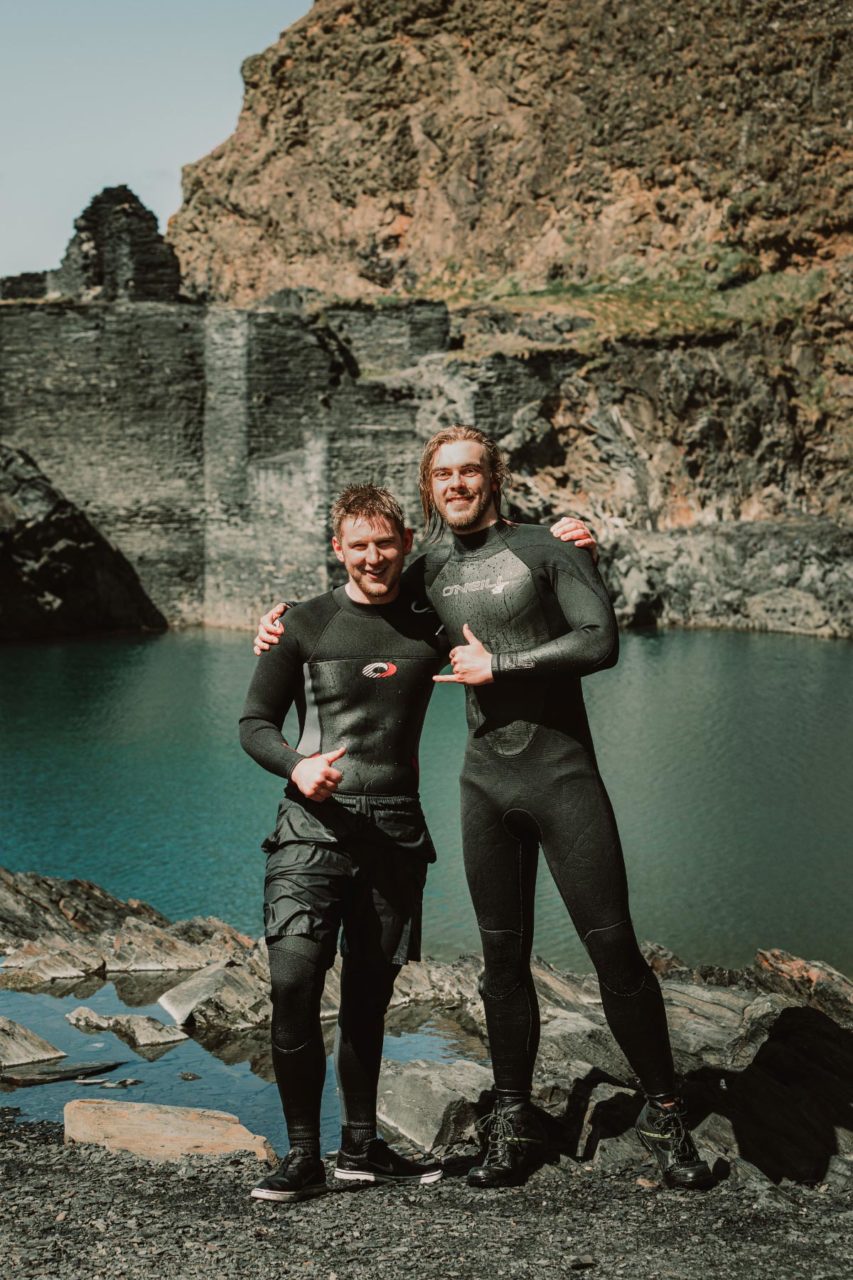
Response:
[331,535,345,564]
[402,528,414,554]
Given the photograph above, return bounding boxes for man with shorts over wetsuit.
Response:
[240,485,448,1201]
[255,430,712,1193]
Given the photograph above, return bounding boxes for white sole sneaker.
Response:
[333,1166,443,1185]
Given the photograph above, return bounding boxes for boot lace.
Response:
[653,1106,698,1163]
[476,1112,516,1166]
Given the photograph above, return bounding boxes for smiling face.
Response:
[429,439,499,533]
[332,515,413,604]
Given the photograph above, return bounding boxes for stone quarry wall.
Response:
[0,300,207,623]
[0,293,454,629]
[1,176,849,639]
[2,287,850,636]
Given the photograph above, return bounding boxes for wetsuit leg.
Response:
[536,772,676,1097]
[461,774,540,1098]
[334,800,429,1150]
[335,955,401,1149]
[268,936,330,1155]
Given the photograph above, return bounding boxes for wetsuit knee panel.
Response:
[478,931,532,1001]
[268,935,327,1050]
[582,919,652,997]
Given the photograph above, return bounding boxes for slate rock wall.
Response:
[0,300,207,624]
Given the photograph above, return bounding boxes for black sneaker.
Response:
[334,1137,443,1185]
[250,1148,328,1202]
[467,1105,545,1188]
[635,1100,714,1189]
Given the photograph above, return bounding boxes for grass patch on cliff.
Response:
[455,255,829,355]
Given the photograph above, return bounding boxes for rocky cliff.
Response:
[2,1,851,637]
[0,446,166,639]
[164,0,851,635]
[168,0,852,303]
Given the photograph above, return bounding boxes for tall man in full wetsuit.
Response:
[240,485,448,1201]
[414,427,711,1189]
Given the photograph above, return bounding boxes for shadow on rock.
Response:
[689,1006,853,1184]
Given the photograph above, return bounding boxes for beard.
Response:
[435,487,494,531]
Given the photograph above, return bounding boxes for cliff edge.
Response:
[168,0,852,303]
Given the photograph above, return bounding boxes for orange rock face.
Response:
[167,0,852,303]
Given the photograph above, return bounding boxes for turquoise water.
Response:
[2,627,852,973]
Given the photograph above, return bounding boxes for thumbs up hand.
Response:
[433,624,495,686]
[291,746,347,801]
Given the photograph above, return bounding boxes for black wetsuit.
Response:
[412,522,675,1099]
[239,583,448,1153]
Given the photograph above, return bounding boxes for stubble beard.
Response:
[436,488,494,533]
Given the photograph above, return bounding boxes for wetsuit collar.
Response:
[450,521,507,556]
[333,584,404,614]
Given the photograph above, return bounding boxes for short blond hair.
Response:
[418,426,511,536]
[330,484,406,539]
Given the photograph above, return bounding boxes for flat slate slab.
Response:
[64,1099,275,1164]
[2,1060,126,1087]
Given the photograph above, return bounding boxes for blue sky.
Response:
[0,1,311,276]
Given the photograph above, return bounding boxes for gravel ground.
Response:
[2,1108,851,1280]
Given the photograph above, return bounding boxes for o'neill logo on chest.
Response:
[362,661,398,679]
[442,574,519,597]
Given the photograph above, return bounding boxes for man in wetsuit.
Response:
[240,485,448,1201]
[413,426,712,1190]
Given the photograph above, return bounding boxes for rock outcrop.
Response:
[0,446,167,639]
[169,0,851,303]
[2,870,851,1189]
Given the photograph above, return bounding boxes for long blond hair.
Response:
[418,426,511,537]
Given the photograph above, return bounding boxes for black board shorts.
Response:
[261,790,436,967]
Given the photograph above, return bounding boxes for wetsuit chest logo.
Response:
[361,661,398,679]
[442,573,519,597]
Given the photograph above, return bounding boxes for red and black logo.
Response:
[361,661,398,679]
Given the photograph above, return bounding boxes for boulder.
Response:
[377,1058,493,1152]
[64,1100,275,1164]
[158,961,270,1033]
[0,1016,65,1068]
[752,949,853,1029]
[105,918,221,973]
[65,1006,188,1052]
[661,983,794,1072]
[0,934,106,982]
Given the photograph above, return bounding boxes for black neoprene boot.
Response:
[467,1103,545,1188]
[635,1099,714,1189]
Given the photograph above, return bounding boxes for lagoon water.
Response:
[2,627,850,1147]
[3,627,851,974]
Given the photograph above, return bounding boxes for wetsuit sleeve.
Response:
[492,547,619,679]
[239,632,306,779]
